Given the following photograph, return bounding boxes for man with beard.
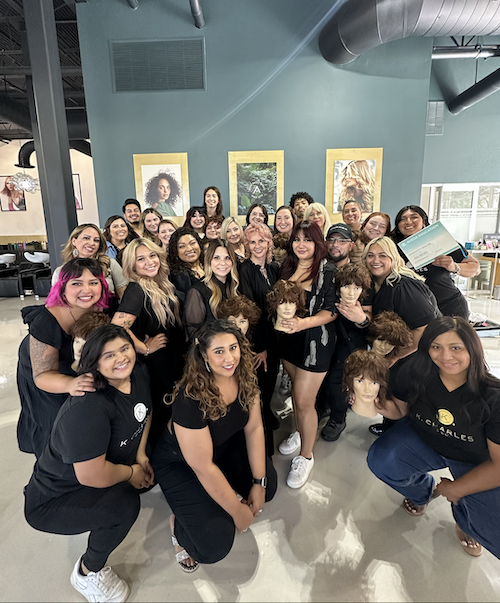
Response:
[289,192,314,221]
[122,199,142,237]
[318,223,373,442]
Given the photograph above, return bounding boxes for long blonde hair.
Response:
[122,238,181,327]
[203,239,239,317]
[304,202,332,238]
[362,236,424,286]
[61,224,110,276]
[339,160,375,212]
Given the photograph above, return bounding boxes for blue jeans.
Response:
[367,417,500,559]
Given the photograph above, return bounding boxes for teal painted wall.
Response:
[423,36,500,184]
[76,0,433,224]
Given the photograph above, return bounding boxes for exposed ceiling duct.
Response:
[432,45,500,60]
[448,65,500,113]
[14,138,91,168]
[319,0,500,66]
[189,0,205,29]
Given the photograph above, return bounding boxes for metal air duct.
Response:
[189,0,205,29]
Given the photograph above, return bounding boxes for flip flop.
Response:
[171,535,199,573]
[402,489,440,517]
[455,525,482,557]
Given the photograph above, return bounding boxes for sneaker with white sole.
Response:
[70,557,130,603]
[287,454,314,489]
[278,430,301,455]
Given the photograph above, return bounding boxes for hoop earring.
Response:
[72,246,78,258]
[205,359,211,373]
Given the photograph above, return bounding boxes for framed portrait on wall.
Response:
[133,152,190,224]
[228,150,284,225]
[0,175,27,211]
[325,148,383,220]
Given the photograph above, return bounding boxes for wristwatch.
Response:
[252,477,267,488]
[356,316,370,328]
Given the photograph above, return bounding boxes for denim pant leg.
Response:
[448,459,500,559]
[367,417,448,506]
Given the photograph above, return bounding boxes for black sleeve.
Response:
[172,391,207,430]
[238,262,255,301]
[483,390,500,446]
[29,309,65,350]
[117,282,145,318]
[319,270,337,315]
[392,278,438,329]
[55,396,111,464]
[450,243,468,263]
[184,287,207,339]
[389,360,413,402]
[362,286,375,306]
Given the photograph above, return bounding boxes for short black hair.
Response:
[122,198,141,214]
[290,192,314,208]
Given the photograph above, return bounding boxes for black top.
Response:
[17,305,76,458]
[172,389,249,460]
[335,286,375,353]
[30,362,152,498]
[170,269,201,296]
[393,365,500,465]
[238,259,280,353]
[372,275,440,329]
[183,278,227,339]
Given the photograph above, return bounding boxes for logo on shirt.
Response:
[134,403,147,423]
[437,409,455,426]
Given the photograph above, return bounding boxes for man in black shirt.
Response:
[325,223,355,271]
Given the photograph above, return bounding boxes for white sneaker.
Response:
[70,557,130,603]
[279,372,291,395]
[287,454,314,489]
[278,430,301,455]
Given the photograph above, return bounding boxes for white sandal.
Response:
[171,535,199,573]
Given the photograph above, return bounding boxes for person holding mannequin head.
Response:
[289,192,314,221]
[167,227,205,294]
[390,205,479,319]
[184,206,207,238]
[267,280,306,333]
[367,316,500,560]
[152,320,277,570]
[343,350,388,418]
[275,221,337,488]
[219,295,261,341]
[17,259,110,459]
[203,186,224,218]
[221,216,245,261]
[304,203,331,239]
[339,160,375,213]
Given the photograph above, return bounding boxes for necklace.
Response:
[69,308,78,323]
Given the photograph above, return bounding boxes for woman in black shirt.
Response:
[24,325,153,602]
[152,320,277,571]
[113,238,183,446]
[167,227,205,294]
[368,317,500,559]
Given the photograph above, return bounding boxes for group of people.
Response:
[16,188,500,603]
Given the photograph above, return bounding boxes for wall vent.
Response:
[426,101,444,136]
[111,38,205,92]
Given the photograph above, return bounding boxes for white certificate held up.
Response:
[397,221,459,270]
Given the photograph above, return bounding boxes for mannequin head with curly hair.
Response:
[218,295,261,339]
[335,263,371,305]
[170,319,259,420]
[368,311,413,358]
[267,279,306,332]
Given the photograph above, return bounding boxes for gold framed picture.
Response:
[228,150,284,225]
[133,152,190,225]
[325,148,383,221]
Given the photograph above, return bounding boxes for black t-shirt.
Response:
[373,275,440,329]
[393,365,500,464]
[172,389,249,460]
[335,286,374,352]
[31,362,152,498]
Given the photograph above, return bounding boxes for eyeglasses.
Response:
[327,238,351,244]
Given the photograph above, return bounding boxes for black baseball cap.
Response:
[326,223,353,241]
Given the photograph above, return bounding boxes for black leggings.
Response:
[24,478,140,572]
[152,430,277,564]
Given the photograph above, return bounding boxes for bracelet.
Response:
[144,344,150,357]
[454,263,461,275]
[356,316,370,329]
[127,465,134,482]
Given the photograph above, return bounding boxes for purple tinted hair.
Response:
[46,258,110,309]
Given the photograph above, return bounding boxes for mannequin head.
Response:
[335,263,371,306]
[343,350,388,417]
[368,311,413,360]
[70,311,111,372]
[218,295,261,339]
[267,279,306,332]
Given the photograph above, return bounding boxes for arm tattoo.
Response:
[30,336,59,380]
[115,312,135,329]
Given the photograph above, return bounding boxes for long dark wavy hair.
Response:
[279,221,327,285]
[390,205,429,244]
[167,227,205,275]
[183,206,207,229]
[170,320,259,420]
[144,171,182,209]
[79,325,135,391]
[405,316,500,425]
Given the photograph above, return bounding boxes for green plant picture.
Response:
[236,162,277,216]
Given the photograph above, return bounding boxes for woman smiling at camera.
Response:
[221,216,246,261]
[24,324,154,603]
[368,316,500,560]
[152,320,277,571]
[167,227,205,295]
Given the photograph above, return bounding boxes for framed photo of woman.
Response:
[133,153,190,225]
[0,175,26,211]
[325,148,383,220]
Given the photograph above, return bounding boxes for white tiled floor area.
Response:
[1,295,500,602]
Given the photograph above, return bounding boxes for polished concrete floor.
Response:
[1,294,500,602]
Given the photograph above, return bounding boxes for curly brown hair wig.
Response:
[70,311,111,340]
[368,311,413,349]
[218,295,261,340]
[170,319,259,421]
[335,263,372,303]
[267,279,307,319]
[342,350,388,408]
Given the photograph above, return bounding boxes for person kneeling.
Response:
[153,319,277,571]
